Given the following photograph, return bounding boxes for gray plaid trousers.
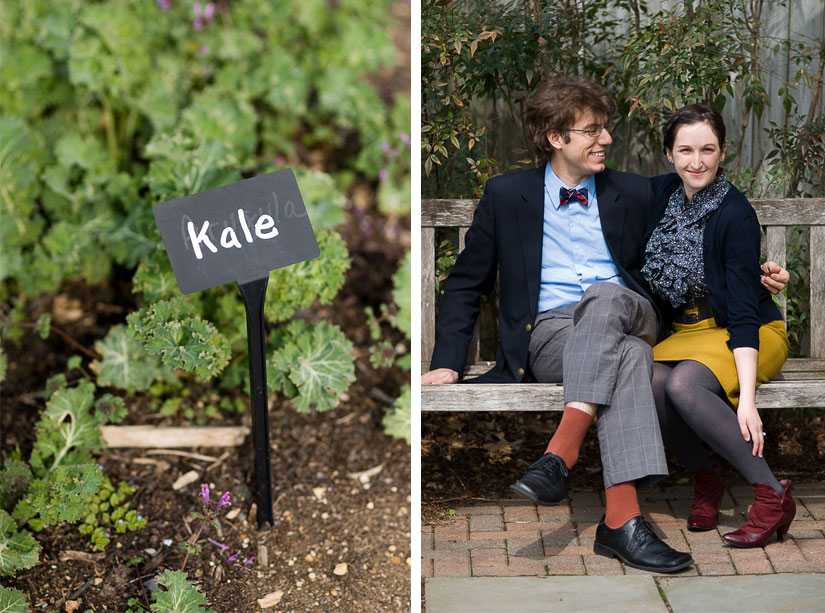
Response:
[528,283,668,489]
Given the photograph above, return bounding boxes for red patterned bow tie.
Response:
[559,186,589,207]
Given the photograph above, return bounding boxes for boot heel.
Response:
[776,521,791,542]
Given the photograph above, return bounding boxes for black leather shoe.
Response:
[510,452,571,504]
[594,516,693,573]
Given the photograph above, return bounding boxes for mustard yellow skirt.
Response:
[653,318,788,408]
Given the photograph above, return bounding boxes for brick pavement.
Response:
[422,482,825,578]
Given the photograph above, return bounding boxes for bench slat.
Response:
[422,379,825,411]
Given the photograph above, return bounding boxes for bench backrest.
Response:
[421,197,825,372]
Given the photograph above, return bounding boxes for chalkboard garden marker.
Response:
[153,168,320,528]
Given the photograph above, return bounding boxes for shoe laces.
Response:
[631,518,656,548]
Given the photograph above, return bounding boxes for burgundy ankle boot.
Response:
[687,466,724,531]
[722,479,796,548]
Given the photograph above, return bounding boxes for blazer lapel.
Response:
[516,166,546,319]
[596,170,625,263]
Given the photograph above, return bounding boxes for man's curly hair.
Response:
[525,79,616,162]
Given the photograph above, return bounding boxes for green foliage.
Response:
[0,510,40,577]
[77,477,146,551]
[151,570,213,613]
[94,325,177,392]
[385,251,412,340]
[382,384,411,444]
[266,230,351,323]
[268,320,356,412]
[2,0,407,412]
[0,585,28,613]
[126,299,231,381]
[0,379,129,576]
[0,349,6,383]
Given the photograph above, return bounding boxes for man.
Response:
[422,78,787,573]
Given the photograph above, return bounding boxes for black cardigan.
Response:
[649,174,782,350]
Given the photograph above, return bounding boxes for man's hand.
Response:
[760,261,789,295]
[422,368,459,384]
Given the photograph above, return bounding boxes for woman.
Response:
[642,103,795,548]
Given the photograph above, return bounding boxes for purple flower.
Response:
[382,142,391,153]
[199,45,210,56]
[400,132,411,148]
[379,169,388,181]
[156,0,171,10]
[199,483,210,506]
[208,538,229,551]
[217,491,231,509]
[227,551,240,563]
[193,2,216,30]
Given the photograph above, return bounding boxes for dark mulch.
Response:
[422,409,825,524]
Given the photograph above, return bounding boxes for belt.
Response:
[674,296,715,324]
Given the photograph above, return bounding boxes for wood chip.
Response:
[347,463,384,483]
[65,600,81,613]
[59,551,106,564]
[172,469,201,490]
[333,562,348,576]
[257,544,269,567]
[257,590,284,608]
[101,426,249,448]
[225,507,241,520]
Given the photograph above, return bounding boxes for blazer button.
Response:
[517,368,525,376]
[525,323,532,332]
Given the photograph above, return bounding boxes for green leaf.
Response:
[387,251,411,339]
[94,325,175,392]
[266,230,350,322]
[14,464,103,527]
[151,570,213,613]
[291,168,347,229]
[270,321,355,412]
[0,509,40,577]
[35,314,51,340]
[127,301,231,381]
[0,459,32,513]
[0,585,29,612]
[382,385,411,444]
[29,381,103,472]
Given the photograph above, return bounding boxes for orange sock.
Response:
[544,407,593,468]
[604,482,641,529]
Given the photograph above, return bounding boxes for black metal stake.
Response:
[238,276,274,528]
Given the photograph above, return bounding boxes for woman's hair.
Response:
[662,103,726,154]
[525,79,616,162]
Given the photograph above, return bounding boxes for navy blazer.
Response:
[430,166,660,383]
[650,174,782,350]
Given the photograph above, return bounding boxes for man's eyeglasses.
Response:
[564,124,610,138]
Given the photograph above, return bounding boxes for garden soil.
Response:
[1,208,411,611]
[422,409,825,523]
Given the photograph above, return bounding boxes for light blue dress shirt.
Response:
[537,163,626,313]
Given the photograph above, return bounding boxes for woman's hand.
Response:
[737,400,764,457]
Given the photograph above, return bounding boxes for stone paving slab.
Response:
[659,574,825,613]
[425,576,669,612]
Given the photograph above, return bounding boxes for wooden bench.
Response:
[421,197,825,411]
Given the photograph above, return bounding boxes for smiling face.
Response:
[666,121,726,200]
[547,110,612,187]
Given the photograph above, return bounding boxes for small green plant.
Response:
[179,484,231,571]
[77,476,147,551]
[0,378,127,576]
[125,570,213,613]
